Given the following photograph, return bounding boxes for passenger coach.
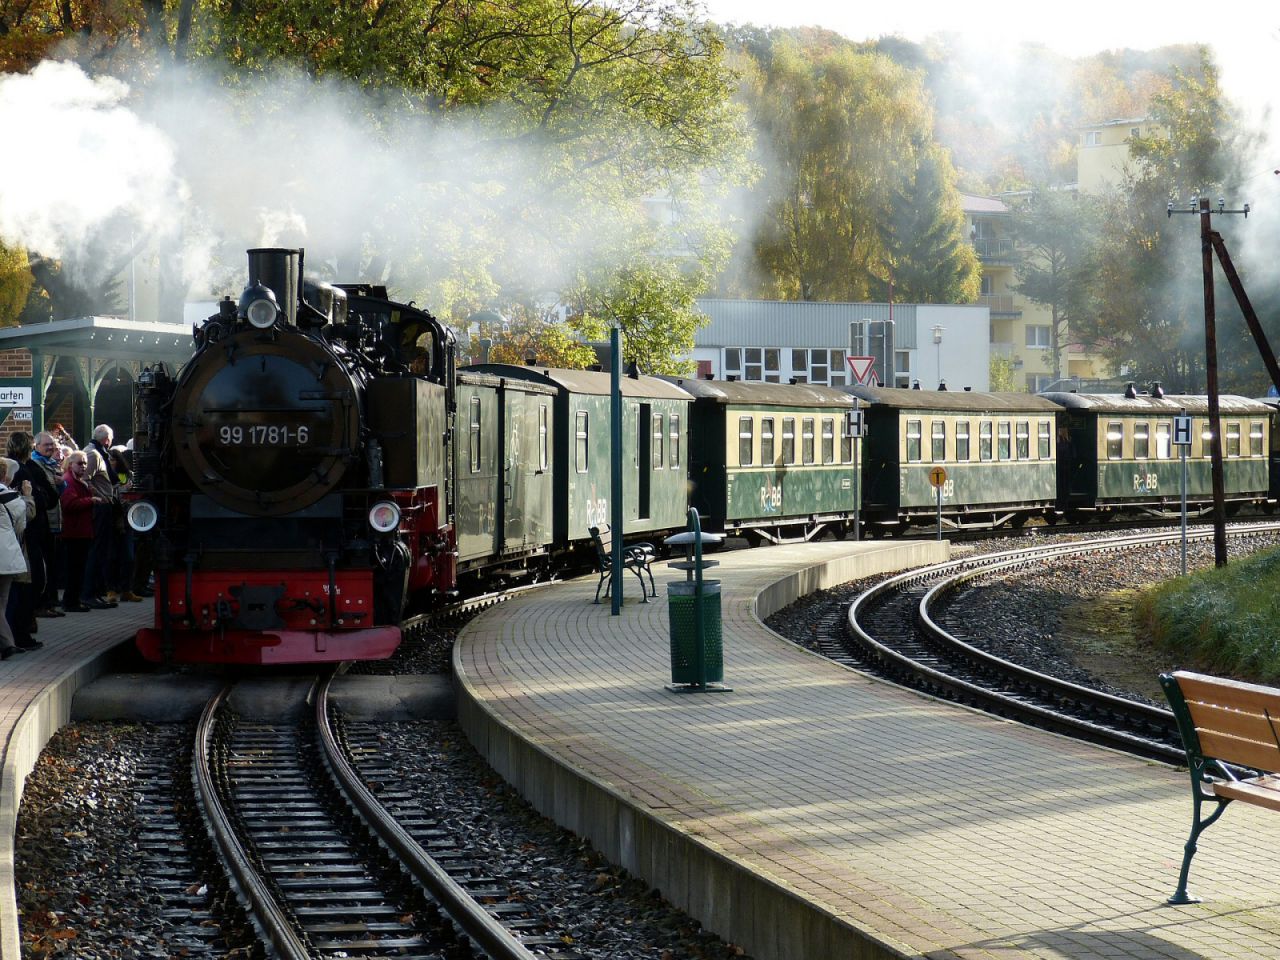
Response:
[465,365,691,550]
[848,386,1062,531]
[664,377,860,543]
[1039,392,1280,517]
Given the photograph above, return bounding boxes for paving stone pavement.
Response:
[455,540,1280,960]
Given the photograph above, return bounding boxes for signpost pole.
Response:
[929,465,947,542]
[936,484,943,541]
[1174,409,1191,577]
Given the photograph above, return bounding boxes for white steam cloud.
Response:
[1,60,701,317]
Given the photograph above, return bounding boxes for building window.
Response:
[906,419,922,463]
[539,404,549,471]
[724,348,741,373]
[792,349,807,370]
[782,417,795,464]
[1038,420,1051,460]
[738,416,754,466]
[1250,421,1264,458]
[469,396,482,473]
[761,418,775,465]
[979,421,993,461]
[1026,325,1051,349]
[1107,421,1123,460]
[956,420,970,461]
[998,421,1011,460]
[1156,421,1171,459]
[745,347,762,381]
[1016,420,1030,459]
[822,418,835,464]
[652,413,664,470]
[1084,130,1101,146]
[575,411,589,473]
[932,421,946,462]
[802,417,815,464]
[1134,421,1150,459]
[670,414,681,468]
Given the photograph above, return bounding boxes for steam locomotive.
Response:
[126,247,1280,667]
[129,248,456,664]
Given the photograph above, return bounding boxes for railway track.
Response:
[835,522,1280,764]
[192,675,583,960]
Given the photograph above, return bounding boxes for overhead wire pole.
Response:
[1169,196,1252,568]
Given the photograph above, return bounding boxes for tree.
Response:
[1075,51,1256,391]
[0,242,32,327]
[1011,189,1101,381]
[726,31,976,305]
[989,354,1020,392]
[876,137,980,305]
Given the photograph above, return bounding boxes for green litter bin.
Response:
[667,579,723,684]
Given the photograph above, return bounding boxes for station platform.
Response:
[455,539,1280,960]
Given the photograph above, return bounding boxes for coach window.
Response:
[1107,421,1123,460]
[840,417,853,463]
[1250,420,1265,458]
[1201,421,1213,458]
[575,410,589,473]
[802,417,815,464]
[539,404,549,471]
[998,421,1011,460]
[1015,421,1030,460]
[670,414,681,468]
[1156,421,1171,459]
[1226,421,1241,458]
[1038,420,1051,459]
[906,419,922,463]
[979,421,993,461]
[761,418,775,464]
[652,413,665,469]
[956,420,971,461]
[822,418,835,463]
[738,416,754,466]
[469,396,482,473]
[1134,422,1150,459]
[931,421,946,462]
[782,417,796,464]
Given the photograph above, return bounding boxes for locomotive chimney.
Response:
[246,248,300,326]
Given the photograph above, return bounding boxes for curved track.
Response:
[837,523,1280,763]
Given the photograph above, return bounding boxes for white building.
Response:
[691,299,991,392]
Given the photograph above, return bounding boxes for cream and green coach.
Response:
[1039,392,1278,516]
[848,386,1062,530]
[665,378,860,542]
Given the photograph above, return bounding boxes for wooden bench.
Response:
[1161,670,1280,904]
[589,524,656,604]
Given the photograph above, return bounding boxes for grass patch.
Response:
[1137,546,1280,682]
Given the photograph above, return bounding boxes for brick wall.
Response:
[0,349,34,454]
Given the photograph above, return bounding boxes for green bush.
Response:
[1139,546,1280,682]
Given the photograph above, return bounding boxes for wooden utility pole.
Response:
[1169,196,1258,568]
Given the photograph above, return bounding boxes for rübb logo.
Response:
[0,387,31,407]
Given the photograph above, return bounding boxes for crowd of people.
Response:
[0,423,153,660]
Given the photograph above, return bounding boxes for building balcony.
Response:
[972,237,1017,264]
[979,294,1021,319]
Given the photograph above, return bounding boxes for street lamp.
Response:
[932,324,944,387]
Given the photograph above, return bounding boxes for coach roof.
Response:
[659,377,855,408]
[1039,392,1272,415]
[847,385,1062,413]
[463,364,693,400]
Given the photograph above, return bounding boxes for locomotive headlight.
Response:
[127,501,159,533]
[238,282,280,329]
[368,500,401,534]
